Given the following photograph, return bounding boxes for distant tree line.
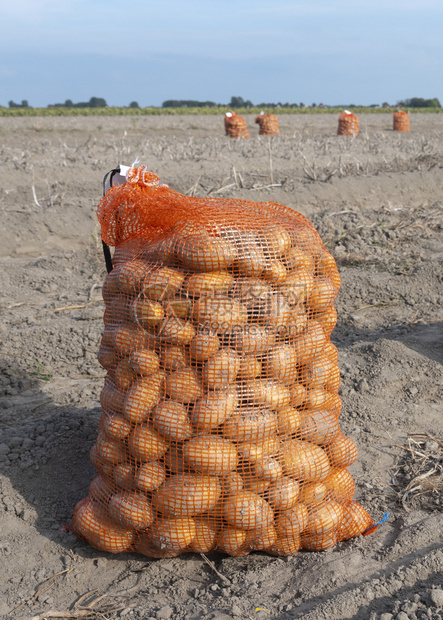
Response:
[3,95,441,109]
[396,97,440,108]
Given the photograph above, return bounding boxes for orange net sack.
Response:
[71,165,377,558]
[224,112,250,138]
[337,111,359,136]
[255,113,280,136]
[393,110,410,132]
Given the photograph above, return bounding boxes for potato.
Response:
[223,491,274,530]
[149,517,197,554]
[267,475,300,511]
[265,344,299,384]
[328,393,342,417]
[261,225,292,256]
[339,501,373,541]
[90,445,114,480]
[98,346,117,372]
[95,432,126,464]
[291,321,328,364]
[237,437,280,462]
[217,526,248,556]
[283,246,315,273]
[113,462,135,488]
[163,446,187,474]
[222,472,244,495]
[297,481,328,505]
[151,400,193,442]
[72,498,133,553]
[165,367,203,403]
[278,270,314,306]
[234,278,273,305]
[89,475,113,505]
[304,388,335,411]
[278,406,302,437]
[253,456,283,482]
[324,467,355,502]
[301,354,336,390]
[109,492,154,529]
[314,306,338,336]
[202,349,241,389]
[235,246,268,277]
[188,520,217,553]
[191,389,238,430]
[238,356,262,380]
[101,412,132,442]
[128,424,169,462]
[323,341,339,363]
[246,524,278,551]
[129,298,164,328]
[317,250,341,289]
[266,533,301,556]
[262,294,308,338]
[117,259,150,294]
[300,531,337,551]
[241,379,291,411]
[309,277,338,313]
[115,358,136,390]
[152,473,221,517]
[325,433,358,468]
[304,500,344,536]
[183,435,238,475]
[280,440,330,483]
[325,365,341,392]
[185,271,234,297]
[193,297,248,332]
[102,267,122,301]
[227,325,276,356]
[165,298,192,320]
[142,266,185,300]
[290,384,307,407]
[136,534,178,559]
[298,408,340,446]
[158,316,196,345]
[112,324,151,357]
[289,224,323,258]
[159,345,188,371]
[189,331,220,361]
[129,348,160,376]
[275,503,309,538]
[100,380,125,415]
[177,234,237,272]
[223,407,278,442]
[123,375,164,423]
[242,474,271,495]
[262,259,287,284]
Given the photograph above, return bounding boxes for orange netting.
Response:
[255,113,280,136]
[337,112,359,136]
[225,112,250,138]
[72,165,376,558]
[393,110,410,132]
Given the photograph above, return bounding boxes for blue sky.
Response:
[1,0,442,107]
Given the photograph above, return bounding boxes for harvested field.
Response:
[0,112,442,620]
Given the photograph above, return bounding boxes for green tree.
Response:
[230,96,245,108]
[129,101,139,108]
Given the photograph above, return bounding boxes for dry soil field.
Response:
[0,113,442,620]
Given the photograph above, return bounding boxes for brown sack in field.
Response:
[338,111,359,136]
[255,112,280,136]
[393,110,410,132]
[225,112,250,138]
[71,165,378,558]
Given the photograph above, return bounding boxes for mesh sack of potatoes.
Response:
[337,111,359,136]
[393,110,410,132]
[255,113,280,136]
[224,112,250,138]
[71,165,376,558]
